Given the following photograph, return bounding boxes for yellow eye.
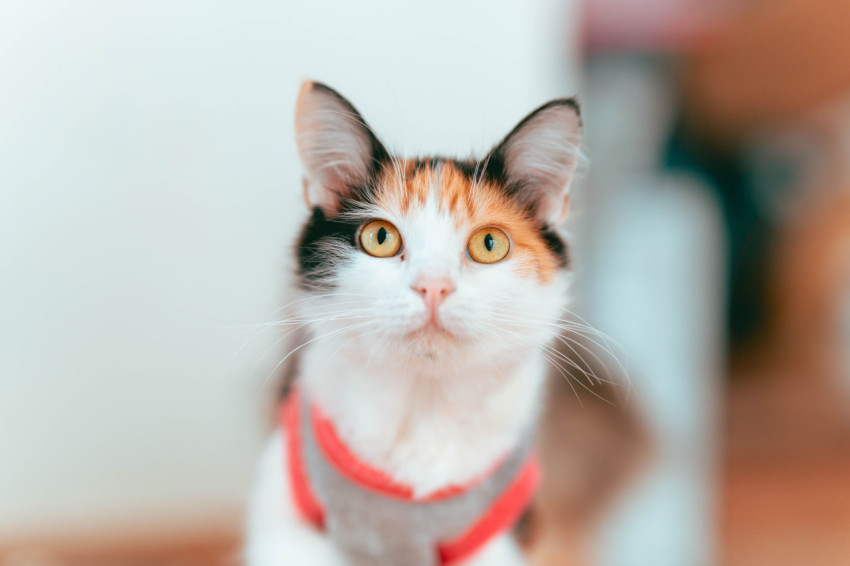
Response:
[468,227,510,264]
[359,220,402,258]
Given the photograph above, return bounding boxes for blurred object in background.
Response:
[682,0,850,145]
[575,0,729,563]
[776,180,850,399]
[573,58,725,566]
[676,0,850,563]
[580,0,850,563]
[584,0,733,51]
[677,0,850,357]
[842,278,850,400]
[843,271,850,399]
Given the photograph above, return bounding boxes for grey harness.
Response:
[284,390,538,566]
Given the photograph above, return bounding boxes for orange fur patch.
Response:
[375,161,560,283]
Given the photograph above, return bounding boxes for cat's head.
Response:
[292,82,582,372]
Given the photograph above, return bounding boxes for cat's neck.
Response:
[300,340,547,498]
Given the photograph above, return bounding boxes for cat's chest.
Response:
[299,345,546,497]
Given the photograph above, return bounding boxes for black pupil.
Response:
[484,233,494,252]
[377,226,387,245]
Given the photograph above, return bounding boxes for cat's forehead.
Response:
[374,159,519,226]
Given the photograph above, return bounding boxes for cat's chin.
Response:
[402,322,466,355]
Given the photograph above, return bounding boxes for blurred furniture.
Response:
[724,326,850,566]
[683,0,850,146]
[677,1,850,563]
[575,3,731,565]
[776,184,850,390]
[572,56,726,566]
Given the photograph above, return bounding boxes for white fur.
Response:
[246,431,347,566]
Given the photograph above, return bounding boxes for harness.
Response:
[282,389,539,566]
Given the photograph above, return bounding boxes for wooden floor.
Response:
[724,450,850,566]
[721,354,850,566]
[0,528,240,566]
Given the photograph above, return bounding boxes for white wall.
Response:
[0,0,579,541]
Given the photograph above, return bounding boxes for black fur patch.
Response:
[296,206,361,290]
[540,228,569,268]
[448,158,481,180]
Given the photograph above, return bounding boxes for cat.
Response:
[245,81,582,566]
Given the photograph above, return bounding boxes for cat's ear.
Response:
[486,99,582,225]
[294,81,388,212]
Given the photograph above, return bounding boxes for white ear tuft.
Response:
[294,82,387,212]
[489,99,582,225]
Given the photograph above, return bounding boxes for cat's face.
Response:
[292,82,581,371]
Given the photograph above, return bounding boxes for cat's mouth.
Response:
[407,317,456,341]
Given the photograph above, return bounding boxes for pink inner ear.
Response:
[294,82,378,209]
[302,178,313,208]
[554,194,571,225]
[499,102,582,224]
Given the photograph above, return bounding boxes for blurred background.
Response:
[1,1,849,565]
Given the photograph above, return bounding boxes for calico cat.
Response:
[245,81,582,566]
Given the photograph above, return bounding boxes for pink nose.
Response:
[411,276,456,313]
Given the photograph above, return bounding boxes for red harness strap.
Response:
[282,391,325,529]
[437,458,539,564]
[280,391,540,565]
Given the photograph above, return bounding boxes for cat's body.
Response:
[245,82,582,566]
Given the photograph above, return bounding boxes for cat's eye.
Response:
[359,220,402,258]
[467,227,510,264]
